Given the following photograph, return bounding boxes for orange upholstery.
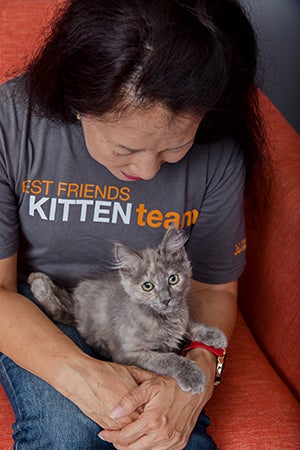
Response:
[0,0,60,84]
[208,312,300,449]
[0,1,299,448]
[0,384,14,448]
[238,94,300,401]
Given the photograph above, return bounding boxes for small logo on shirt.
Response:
[234,238,247,256]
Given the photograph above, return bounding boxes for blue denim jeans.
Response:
[0,284,217,449]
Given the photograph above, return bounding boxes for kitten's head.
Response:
[114,227,192,314]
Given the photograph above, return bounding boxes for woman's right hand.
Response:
[55,354,151,430]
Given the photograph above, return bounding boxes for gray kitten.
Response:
[28,227,227,394]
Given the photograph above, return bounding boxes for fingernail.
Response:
[98,433,106,441]
[109,405,126,419]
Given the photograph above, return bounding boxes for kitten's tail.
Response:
[28,272,76,326]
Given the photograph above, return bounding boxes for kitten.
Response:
[28,227,227,394]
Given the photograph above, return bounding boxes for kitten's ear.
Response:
[160,226,189,256]
[114,242,141,273]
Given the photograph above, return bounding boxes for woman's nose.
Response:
[132,154,162,180]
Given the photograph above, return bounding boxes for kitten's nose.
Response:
[161,295,171,306]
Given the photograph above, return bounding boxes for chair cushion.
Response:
[0,383,14,447]
[207,311,300,449]
[239,93,300,400]
[0,0,61,83]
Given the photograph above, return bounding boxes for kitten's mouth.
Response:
[155,300,174,313]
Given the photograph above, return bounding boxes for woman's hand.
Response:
[99,349,216,449]
[55,355,153,430]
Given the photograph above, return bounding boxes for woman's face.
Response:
[80,105,201,181]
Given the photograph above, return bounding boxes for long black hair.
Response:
[25,0,270,189]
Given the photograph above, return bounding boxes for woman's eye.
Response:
[112,150,132,158]
[142,282,154,292]
[168,274,179,285]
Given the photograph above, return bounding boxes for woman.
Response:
[0,0,267,448]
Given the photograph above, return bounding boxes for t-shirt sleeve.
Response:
[0,157,19,259]
[186,139,246,284]
[0,86,20,259]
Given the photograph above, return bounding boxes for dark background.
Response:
[241,0,300,132]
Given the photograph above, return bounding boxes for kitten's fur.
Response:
[29,228,227,394]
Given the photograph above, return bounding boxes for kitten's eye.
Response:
[142,282,154,292]
[168,274,179,285]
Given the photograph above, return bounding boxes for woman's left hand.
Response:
[99,350,215,450]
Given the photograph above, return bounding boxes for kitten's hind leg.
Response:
[28,272,75,325]
[187,321,228,349]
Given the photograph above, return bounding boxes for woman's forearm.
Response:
[187,279,238,342]
[0,288,86,387]
[185,279,238,391]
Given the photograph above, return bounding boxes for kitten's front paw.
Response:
[177,359,207,394]
[203,326,227,349]
[191,324,227,349]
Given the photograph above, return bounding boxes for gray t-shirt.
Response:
[0,78,247,287]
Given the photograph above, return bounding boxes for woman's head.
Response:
[25,0,267,185]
